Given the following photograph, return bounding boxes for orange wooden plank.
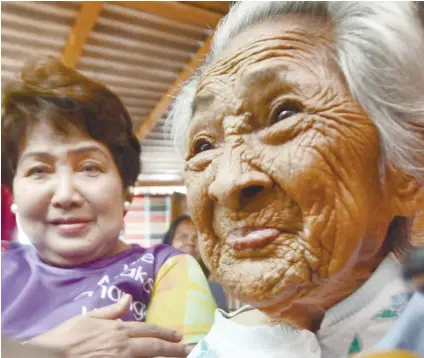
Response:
[186,1,230,15]
[115,1,222,28]
[62,2,104,68]
[137,34,213,140]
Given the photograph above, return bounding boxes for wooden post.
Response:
[62,2,104,68]
[137,35,213,140]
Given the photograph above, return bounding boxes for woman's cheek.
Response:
[197,234,211,267]
[83,176,123,211]
[14,182,49,221]
[186,171,217,244]
[186,171,207,213]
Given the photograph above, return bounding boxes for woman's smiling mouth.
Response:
[49,218,93,237]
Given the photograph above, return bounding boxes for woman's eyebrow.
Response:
[68,145,109,160]
[187,119,207,139]
[19,151,54,162]
[20,146,109,162]
[191,89,217,122]
[240,65,297,95]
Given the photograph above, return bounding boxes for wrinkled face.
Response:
[172,219,200,260]
[184,15,395,314]
[13,120,125,267]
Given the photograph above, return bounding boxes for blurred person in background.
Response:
[1,56,216,358]
[164,215,200,261]
[164,215,228,311]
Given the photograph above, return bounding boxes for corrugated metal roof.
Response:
[1,1,229,183]
[1,2,80,82]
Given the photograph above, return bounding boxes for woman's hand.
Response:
[29,294,191,357]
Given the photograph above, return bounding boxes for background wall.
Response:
[123,194,172,247]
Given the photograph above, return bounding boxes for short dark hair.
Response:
[1,56,141,189]
[163,215,192,246]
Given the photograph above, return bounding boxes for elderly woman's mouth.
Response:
[227,228,281,250]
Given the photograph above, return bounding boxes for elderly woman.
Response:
[1,57,216,358]
[168,2,424,357]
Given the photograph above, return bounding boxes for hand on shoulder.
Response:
[29,294,191,358]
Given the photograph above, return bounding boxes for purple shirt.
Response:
[2,242,181,340]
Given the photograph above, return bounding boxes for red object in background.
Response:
[2,185,16,249]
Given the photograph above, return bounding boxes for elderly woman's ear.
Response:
[387,165,424,216]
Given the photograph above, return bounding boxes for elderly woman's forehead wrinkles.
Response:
[236,63,305,102]
[190,78,245,136]
[240,64,288,88]
[216,12,332,55]
[195,77,238,114]
[197,72,234,96]
[203,34,327,82]
[198,37,334,113]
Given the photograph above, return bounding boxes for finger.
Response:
[130,338,191,357]
[88,293,132,320]
[123,322,183,342]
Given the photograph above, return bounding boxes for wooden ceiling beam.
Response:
[115,1,222,28]
[185,1,230,15]
[62,2,104,68]
[136,35,213,140]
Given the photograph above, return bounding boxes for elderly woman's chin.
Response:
[203,224,384,321]
[214,244,304,304]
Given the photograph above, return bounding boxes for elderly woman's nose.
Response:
[51,175,83,210]
[208,169,273,211]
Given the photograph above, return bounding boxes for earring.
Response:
[124,201,131,211]
[119,219,126,238]
[10,203,17,214]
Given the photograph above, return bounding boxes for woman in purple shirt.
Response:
[1,57,216,358]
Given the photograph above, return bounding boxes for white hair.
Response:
[167,1,424,184]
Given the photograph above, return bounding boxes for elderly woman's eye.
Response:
[274,102,302,123]
[193,139,215,155]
